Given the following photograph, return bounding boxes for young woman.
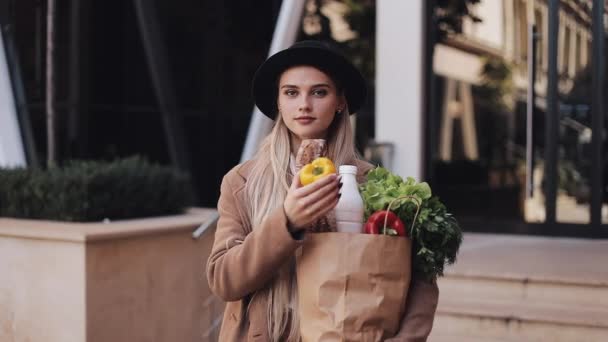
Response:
[207,40,438,342]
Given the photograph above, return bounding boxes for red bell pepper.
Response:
[364,210,407,237]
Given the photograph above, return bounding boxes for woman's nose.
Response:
[298,96,312,112]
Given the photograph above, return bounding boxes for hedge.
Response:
[0,156,195,222]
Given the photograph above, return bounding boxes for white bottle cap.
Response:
[339,165,358,175]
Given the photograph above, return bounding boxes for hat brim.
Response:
[252,45,367,119]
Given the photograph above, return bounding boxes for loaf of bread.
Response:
[294,139,337,233]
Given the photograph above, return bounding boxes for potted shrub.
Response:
[0,156,223,342]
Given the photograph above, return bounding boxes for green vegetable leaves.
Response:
[360,167,432,220]
[360,166,463,281]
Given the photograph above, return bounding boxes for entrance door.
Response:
[425,0,607,237]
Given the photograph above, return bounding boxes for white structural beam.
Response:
[240,0,307,163]
[0,31,27,168]
[376,0,424,180]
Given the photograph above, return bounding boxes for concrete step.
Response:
[429,233,608,341]
[430,297,608,342]
[438,274,608,309]
[439,297,608,329]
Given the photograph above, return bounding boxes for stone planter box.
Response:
[0,208,224,342]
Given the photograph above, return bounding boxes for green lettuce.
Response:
[359,166,463,281]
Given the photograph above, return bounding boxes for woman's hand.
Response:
[283,170,341,231]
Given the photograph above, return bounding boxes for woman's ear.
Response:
[338,96,347,114]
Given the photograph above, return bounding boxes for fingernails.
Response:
[338,182,343,189]
[338,193,342,198]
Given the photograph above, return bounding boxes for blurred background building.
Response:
[428,0,608,229]
[3,0,606,236]
[1,0,607,340]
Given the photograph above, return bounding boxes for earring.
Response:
[336,108,343,115]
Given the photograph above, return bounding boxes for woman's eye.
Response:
[284,89,298,96]
[312,89,327,96]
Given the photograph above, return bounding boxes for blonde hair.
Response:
[244,105,361,341]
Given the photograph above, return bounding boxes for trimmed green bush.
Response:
[0,156,195,222]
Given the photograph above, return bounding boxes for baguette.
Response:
[294,139,337,233]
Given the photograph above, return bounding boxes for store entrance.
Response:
[424,0,607,238]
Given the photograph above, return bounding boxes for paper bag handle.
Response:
[383,195,421,236]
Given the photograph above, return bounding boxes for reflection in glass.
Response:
[554,1,603,223]
[427,0,603,225]
[430,0,532,222]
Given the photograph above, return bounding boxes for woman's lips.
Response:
[295,117,315,124]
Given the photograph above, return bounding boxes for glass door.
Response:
[424,0,607,237]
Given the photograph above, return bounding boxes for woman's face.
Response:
[277,65,345,141]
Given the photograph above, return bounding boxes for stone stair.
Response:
[428,233,608,342]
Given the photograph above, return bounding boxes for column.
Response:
[0,31,27,167]
[376,0,424,180]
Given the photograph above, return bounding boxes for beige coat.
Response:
[206,159,439,341]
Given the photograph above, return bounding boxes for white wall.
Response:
[376,0,424,180]
[0,32,27,168]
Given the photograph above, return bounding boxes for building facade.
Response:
[1,0,607,237]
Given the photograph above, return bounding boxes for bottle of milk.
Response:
[335,165,364,233]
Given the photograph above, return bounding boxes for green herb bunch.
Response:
[359,167,463,281]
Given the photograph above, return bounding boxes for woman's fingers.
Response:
[296,182,340,224]
[295,173,339,197]
[300,178,340,208]
[284,172,342,229]
[305,190,340,219]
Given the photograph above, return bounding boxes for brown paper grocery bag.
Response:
[297,232,412,342]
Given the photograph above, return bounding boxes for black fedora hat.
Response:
[252,40,367,119]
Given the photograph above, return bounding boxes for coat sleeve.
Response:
[385,277,439,342]
[206,173,303,302]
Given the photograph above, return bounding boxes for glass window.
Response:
[3,0,284,206]
[425,0,606,229]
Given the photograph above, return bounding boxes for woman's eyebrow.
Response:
[280,83,331,89]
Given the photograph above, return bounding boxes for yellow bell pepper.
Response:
[299,157,337,185]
